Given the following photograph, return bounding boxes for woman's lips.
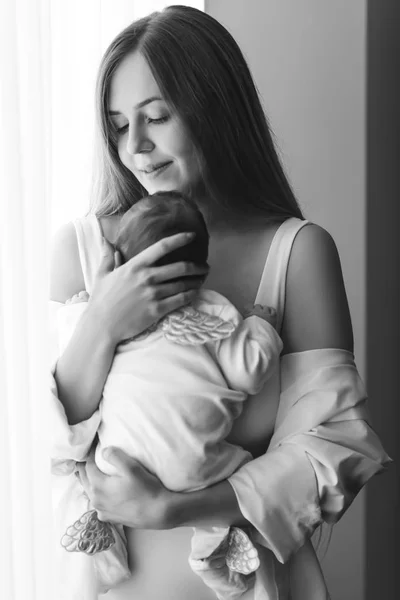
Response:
[141,162,172,179]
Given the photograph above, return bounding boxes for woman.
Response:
[50,6,390,600]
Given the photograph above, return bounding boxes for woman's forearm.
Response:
[167,479,250,529]
[54,308,116,425]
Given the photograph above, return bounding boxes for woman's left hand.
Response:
[76,448,174,529]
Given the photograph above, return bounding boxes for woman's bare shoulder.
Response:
[50,222,85,302]
[281,223,354,355]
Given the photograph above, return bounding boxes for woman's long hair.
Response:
[90,5,304,222]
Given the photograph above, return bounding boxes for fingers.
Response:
[246,304,277,325]
[81,447,135,481]
[76,461,91,494]
[76,456,110,512]
[149,261,209,284]
[130,232,196,267]
[243,303,254,316]
[254,305,276,316]
[96,237,116,277]
[102,447,133,473]
[153,276,205,300]
[157,289,199,316]
[114,250,123,269]
[82,453,106,487]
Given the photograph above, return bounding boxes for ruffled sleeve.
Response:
[49,300,101,474]
[227,348,392,563]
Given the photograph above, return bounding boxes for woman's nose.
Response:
[126,122,153,155]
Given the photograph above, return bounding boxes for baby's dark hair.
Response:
[115,191,209,267]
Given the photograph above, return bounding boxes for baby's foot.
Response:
[65,291,90,305]
[243,304,277,326]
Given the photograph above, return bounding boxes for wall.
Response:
[365,1,400,598]
[205,1,368,598]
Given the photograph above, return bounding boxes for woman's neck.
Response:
[199,202,270,236]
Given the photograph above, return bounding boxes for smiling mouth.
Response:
[141,162,172,175]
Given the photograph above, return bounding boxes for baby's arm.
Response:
[211,304,283,395]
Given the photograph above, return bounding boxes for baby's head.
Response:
[115,191,209,268]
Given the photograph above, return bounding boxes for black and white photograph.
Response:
[0,1,398,599]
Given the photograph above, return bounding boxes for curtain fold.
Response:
[0,0,53,598]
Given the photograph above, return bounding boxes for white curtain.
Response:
[0,0,53,597]
[0,1,203,598]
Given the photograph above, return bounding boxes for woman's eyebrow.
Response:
[109,96,163,115]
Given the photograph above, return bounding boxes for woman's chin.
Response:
[147,181,184,195]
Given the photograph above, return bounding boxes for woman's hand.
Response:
[77,448,174,529]
[88,233,208,345]
[77,447,249,531]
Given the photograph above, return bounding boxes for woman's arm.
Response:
[51,222,209,426]
[78,447,249,529]
[51,223,119,425]
[54,309,117,425]
[280,223,354,355]
[167,478,248,529]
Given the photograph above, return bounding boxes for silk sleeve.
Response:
[227,348,392,563]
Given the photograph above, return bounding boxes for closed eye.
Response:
[113,115,169,135]
[145,116,169,125]
[115,123,128,134]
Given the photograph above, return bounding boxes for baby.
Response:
[57,192,283,599]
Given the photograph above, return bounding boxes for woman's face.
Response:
[109,51,201,195]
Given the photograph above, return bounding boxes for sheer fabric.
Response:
[0,1,53,598]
